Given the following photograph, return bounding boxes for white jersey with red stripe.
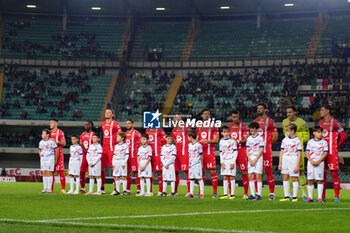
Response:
[137,145,153,161]
[219,138,238,161]
[80,131,94,153]
[145,128,166,157]
[160,144,177,166]
[228,121,249,149]
[253,116,277,153]
[281,136,302,157]
[101,120,122,151]
[319,117,345,155]
[306,138,328,161]
[39,139,57,158]
[87,143,103,165]
[172,126,191,155]
[113,143,129,166]
[125,129,141,158]
[246,135,265,157]
[188,141,203,169]
[69,144,83,162]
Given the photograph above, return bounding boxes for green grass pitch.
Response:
[0,182,350,233]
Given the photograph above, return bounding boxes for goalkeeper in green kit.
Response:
[282,106,309,201]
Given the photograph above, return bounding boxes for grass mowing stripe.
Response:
[28,207,350,222]
[0,219,284,233]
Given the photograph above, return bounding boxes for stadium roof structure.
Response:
[1,0,350,17]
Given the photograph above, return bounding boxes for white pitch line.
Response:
[0,219,283,233]
[3,207,350,223]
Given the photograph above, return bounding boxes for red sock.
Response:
[202,170,206,183]
[51,173,55,192]
[242,173,249,195]
[59,171,66,190]
[265,166,275,194]
[175,172,180,193]
[211,173,218,194]
[126,175,132,191]
[80,171,86,189]
[136,175,141,191]
[150,177,153,192]
[228,176,231,194]
[101,169,106,189]
[331,171,340,198]
[322,169,328,198]
[186,172,190,192]
[158,175,163,193]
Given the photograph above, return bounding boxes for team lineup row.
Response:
[37,103,347,202]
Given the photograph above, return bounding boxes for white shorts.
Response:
[113,160,127,177]
[138,160,152,178]
[281,156,299,177]
[248,156,263,174]
[88,161,101,177]
[307,161,324,181]
[221,160,236,176]
[68,160,82,176]
[189,166,202,179]
[163,164,175,181]
[41,156,55,171]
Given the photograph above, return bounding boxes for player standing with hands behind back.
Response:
[49,119,66,193]
[318,105,347,203]
[101,109,122,194]
[196,109,219,198]
[79,121,94,194]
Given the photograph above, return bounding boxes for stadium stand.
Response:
[0,64,113,121]
[295,61,350,121]
[190,19,315,61]
[130,22,188,61]
[115,69,176,121]
[316,16,350,58]
[172,66,297,122]
[1,18,125,60]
